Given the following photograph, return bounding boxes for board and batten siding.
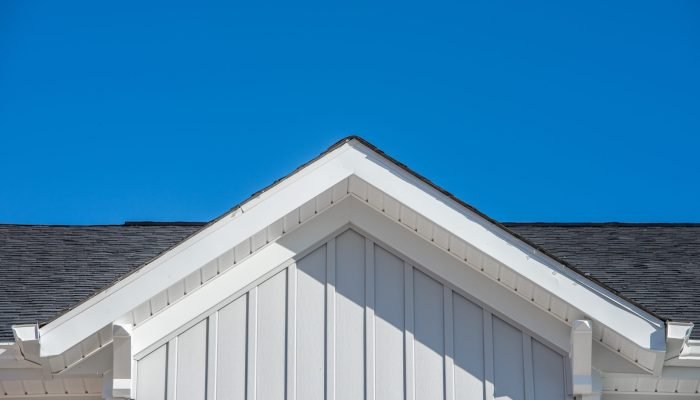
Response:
[136,229,571,400]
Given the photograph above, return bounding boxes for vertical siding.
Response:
[374,246,405,400]
[176,320,207,400]
[493,317,525,400]
[413,270,445,400]
[296,246,327,400]
[216,295,248,400]
[532,340,567,400]
[136,229,569,400]
[255,270,287,400]
[453,293,484,400]
[136,345,167,399]
[335,230,366,400]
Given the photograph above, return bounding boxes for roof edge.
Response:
[347,136,667,322]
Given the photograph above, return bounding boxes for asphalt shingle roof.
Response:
[505,223,700,339]
[0,223,203,342]
[0,222,698,341]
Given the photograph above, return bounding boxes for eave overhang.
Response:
[3,137,681,383]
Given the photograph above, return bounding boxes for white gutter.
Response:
[665,322,694,360]
[11,324,41,364]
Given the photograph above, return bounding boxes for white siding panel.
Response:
[532,340,566,400]
[493,317,525,400]
[453,293,485,400]
[176,320,207,400]
[134,229,570,400]
[255,270,288,400]
[335,230,366,400]
[137,345,167,400]
[217,295,248,400]
[296,246,327,400]
[374,245,405,400]
[413,270,445,400]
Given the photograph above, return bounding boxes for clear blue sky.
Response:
[1,1,698,224]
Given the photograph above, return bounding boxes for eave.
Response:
[2,136,687,390]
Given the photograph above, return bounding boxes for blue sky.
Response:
[1,1,698,224]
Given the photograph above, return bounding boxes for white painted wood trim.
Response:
[132,197,580,368]
[348,198,571,353]
[39,144,355,356]
[36,140,663,363]
[348,143,663,348]
[131,197,352,357]
[572,320,594,396]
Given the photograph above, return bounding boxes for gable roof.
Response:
[1,222,698,342]
[0,136,677,367]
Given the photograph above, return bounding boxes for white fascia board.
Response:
[348,198,571,351]
[38,138,664,358]
[133,197,571,357]
[132,196,353,356]
[346,141,665,351]
[39,143,356,357]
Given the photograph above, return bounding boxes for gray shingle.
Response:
[1,222,698,342]
[505,223,700,339]
[0,223,203,342]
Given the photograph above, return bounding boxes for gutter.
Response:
[662,321,700,367]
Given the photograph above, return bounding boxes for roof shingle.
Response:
[0,222,698,341]
[0,223,202,342]
[505,223,700,338]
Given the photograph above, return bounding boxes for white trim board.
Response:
[131,202,571,360]
[34,138,665,365]
[38,143,354,356]
[131,196,618,371]
[350,143,663,348]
